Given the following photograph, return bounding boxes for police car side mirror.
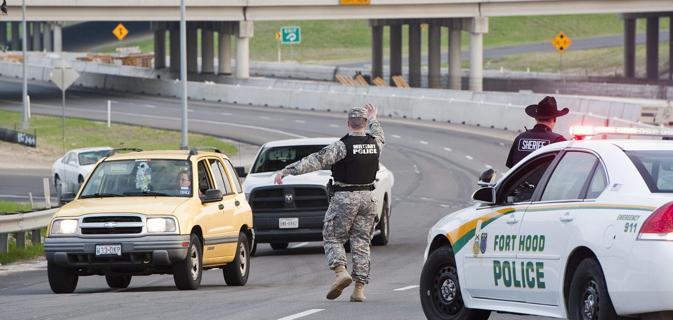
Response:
[478,169,496,187]
[472,187,495,204]
[59,192,76,205]
[235,166,247,178]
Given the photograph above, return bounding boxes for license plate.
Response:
[279,218,299,229]
[95,244,122,256]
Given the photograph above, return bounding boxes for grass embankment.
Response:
[101,14,667,69]
[0,110,237,157]
[0,200,32,214]
[0,242,44,265]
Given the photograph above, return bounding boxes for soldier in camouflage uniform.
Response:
[275,104,384,302]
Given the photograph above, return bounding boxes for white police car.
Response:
[420,126,673,320]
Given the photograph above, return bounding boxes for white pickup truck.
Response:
[241,138,394,254]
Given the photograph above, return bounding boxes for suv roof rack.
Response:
[106,148,143,157]
[188,146,222,157]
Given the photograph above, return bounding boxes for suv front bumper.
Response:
[45,234,190,268]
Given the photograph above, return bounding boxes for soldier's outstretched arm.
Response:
[275,141,347,184]
[364,104,385,149]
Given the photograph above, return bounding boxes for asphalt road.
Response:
[0,78,551,320]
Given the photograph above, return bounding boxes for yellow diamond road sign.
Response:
[113,23,129,41]
[551,32,572,54]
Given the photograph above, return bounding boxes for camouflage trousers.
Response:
[323,190,377,284]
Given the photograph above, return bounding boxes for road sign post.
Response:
[49,61,80,152]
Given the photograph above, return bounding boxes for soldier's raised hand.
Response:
[274,171,284,185]
[364,104,377,120]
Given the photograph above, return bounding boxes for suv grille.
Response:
[80,215,144,235]
[250,186,328,211]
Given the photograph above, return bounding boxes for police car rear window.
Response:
[627,151,673,193]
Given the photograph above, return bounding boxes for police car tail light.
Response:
[638,202,673,241]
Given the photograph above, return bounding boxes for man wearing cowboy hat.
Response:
[506,96,569,168]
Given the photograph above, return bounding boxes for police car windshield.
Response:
[80,160,193,198]
[627,151,673,193]
[252,145,327,173]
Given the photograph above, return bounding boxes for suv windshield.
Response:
[627,150,673,193]
[78,150,111,166]
[80,159,193,198]
[252,145,327,173]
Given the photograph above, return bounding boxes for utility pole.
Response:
[179,0,188,149]
[21,0,28,129]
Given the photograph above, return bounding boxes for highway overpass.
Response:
[1,1,672,89]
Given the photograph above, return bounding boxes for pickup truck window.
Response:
[251,145,327,173]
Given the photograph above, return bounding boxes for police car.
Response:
[420,126,673,320]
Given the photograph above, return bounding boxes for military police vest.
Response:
[331,134,380,184]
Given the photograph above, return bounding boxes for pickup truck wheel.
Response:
[250,239,257,257]
[371,199,390,246]
[568,258,618,320]
[420,247,490,320]
[48,261,78,294]
[105,275,132,289]
[270,242,288,250]
[223,232,250,286]
[173,233,202,290]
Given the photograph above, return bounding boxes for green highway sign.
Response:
[280,26,301,45]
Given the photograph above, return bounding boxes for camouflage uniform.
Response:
[281,117,384,284]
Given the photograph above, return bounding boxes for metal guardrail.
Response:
[0,208,56,254]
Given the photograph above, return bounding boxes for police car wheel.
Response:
[568,258,618,320]
[47,261,78,294]
[223,232,251,286]
[105,274,132,289]
[172,233,203,290]
[420,247,490,320]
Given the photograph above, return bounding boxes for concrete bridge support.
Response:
[0,23,6,49]
[236,21,253,79]
[169,23,180,73]
[389,23,402,86]
[11,22,20,51]
[218,23,233,75]
[31,22,42,52]
[42,23,52,52]
[53,23,62,52]
[623,12,673,82]
[370,21,383,81]
[448,23,462,90]
[646,16,659,81]
[623,16,636,79]
[153,22,166,70]
[187,23,198,74]
[201,24,215,74]
[408,23,422,87]
[428,23,442,88]
[468,17,487,92]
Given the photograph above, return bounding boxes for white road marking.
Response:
[295,120,306,124]
[485,164,493,169]
[440,204,451,208]
[259,116,270,120]
[188,109,195,113]
[420,197,431,201]
[143,104,156,109]
[443,147,452,152]
[394,285,420,292]
[419,140,429,145]
[329,124,339,128]
[290,242,309,249]
[413,165,420,175]
[499,142,505,147]
[221,112,232,116]
[392,134,401,139]
[278,309,325,320]
[465,155,474,160]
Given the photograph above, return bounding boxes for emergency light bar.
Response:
[569,125,673,139]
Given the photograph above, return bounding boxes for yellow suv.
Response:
[45,148,253,293]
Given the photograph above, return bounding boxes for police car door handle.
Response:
[506,216,519,225]
[560,212,574,222]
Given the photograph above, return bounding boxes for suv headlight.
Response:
[146,217,177,233]
[50,219,79,235]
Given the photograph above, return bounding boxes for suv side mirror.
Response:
[235,166,247,178]
[59,192,76,205]
[472,187,495,204]
[201,189,223,204]
[478,169,496,187]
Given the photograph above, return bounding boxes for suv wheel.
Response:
[223,232,250,286]
[48,261,78,294]
[420,246,490,320]
[173,233,202,290]
[568,258,618,320]
[105,275,132,289]
[372,199,390,246]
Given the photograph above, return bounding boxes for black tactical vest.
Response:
[331,134,380,184]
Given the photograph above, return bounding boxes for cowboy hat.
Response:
[525,96,569,120]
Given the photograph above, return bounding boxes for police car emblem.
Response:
[480,233,488,254]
